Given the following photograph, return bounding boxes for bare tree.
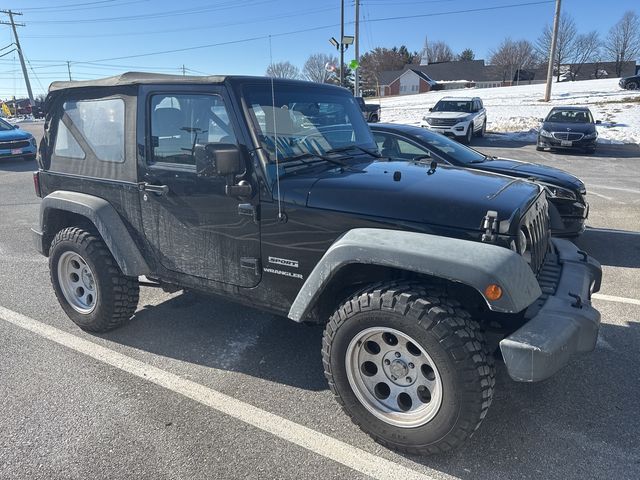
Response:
[359,46,418,91]
[536,12,577,81]
[604,11,640,76]
[302,53,338,83]
[265,61,300,79]
[568,31,600,80]
[426,41,454,63]
[489,38,538,83]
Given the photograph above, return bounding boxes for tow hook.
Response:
[568,292,583,309]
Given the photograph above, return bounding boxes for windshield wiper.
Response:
[324,145,382,158]
[280,152,362,172]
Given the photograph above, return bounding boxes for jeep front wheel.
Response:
[322,282,494,455]
[50,227,139,332]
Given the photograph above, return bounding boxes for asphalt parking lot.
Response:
[1,122,638,480]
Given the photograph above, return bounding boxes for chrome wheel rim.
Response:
[57,251,97,314]
[345,327,443,428]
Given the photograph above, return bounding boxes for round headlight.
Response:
[519,228,532,264]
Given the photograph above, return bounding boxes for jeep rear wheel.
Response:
[322,282,494,455]
[50,227,139,332]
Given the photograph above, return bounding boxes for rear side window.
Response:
[56,98,125,163]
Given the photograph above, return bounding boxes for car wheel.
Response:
[536,145,544,151]
[627,81,638,90]
[462,125,473,144]
[49,226,140,332]
[477,119,486,137]
[322,282,495,455]
[369,114,379,123]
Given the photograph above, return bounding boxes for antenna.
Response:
[268,35,283,221]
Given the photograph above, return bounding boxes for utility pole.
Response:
[354,0,360,96]
[182,64,186,76]
[340,0,344,87]
[0,10,34,106]
[544,0,561,102]
[67,61,72,81]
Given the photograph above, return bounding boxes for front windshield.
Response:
[0,118,14,131]
[413,129,485,164]
[432,100,472,113]
[244,84,376,163]
[545,109,594,123]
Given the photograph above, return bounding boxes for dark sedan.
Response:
[619,74,640,90]
[0,118,37,161]
[370,123,588,237]
[537,107,600,154]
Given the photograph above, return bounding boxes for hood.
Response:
[0,126,33,141]
[427,111,469,120]
[471,158,584,191]
[280,160,541,232]
[541,121,596,135]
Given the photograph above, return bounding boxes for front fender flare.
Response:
[38,190,150,276]
[288,228,541,322]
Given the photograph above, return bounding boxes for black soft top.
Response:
[48,71,349,93]
[48,71,228,92]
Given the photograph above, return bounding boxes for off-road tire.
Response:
[49,227,139,332]
[322,282,495,455]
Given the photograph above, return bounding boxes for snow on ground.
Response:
[377,78,640,144]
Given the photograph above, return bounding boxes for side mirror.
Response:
[13,124,19,129]
[538,118,544,122]
[428,107,433,112]
[195,143,242,177]
[595,120,602,124]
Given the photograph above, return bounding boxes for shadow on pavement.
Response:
[102,291,328,391]
[575,227,640,268]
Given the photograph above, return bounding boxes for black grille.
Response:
[429,118,458,126]
[522,197,550,274]
[552,132,583,141]
[0,139,30,150]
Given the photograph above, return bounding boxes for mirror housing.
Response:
[13,124,19,129]
[428,107,433,112]
[595,120,602,124]
[195,143,242,178]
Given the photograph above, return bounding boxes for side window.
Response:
[54,98,125,162]
[396,138,427,155]
[149,93,235,166]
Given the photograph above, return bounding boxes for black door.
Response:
[138,87,260,287]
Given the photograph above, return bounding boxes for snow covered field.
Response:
[378,78,640,144]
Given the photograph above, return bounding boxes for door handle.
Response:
[139,182,169,195]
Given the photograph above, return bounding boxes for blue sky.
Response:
[0,0,638,98]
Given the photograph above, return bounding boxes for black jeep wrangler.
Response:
[33,73,602,455]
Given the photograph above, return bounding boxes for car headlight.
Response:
[457,116,470,124]
[539,129,552,138]
[423,116,432,124]
[542,183,577,200]
[583,131,598,140]
[29,137,37,147]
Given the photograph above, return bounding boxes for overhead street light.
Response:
[329,37,339,50]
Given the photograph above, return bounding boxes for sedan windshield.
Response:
[432,100,472,113]
[0,118,15,131]
[410,129,486,164]
[545,109,594,123]
[244,84,376,164]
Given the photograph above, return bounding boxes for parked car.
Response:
[355,96,380,122]
[619,74,640,90]
[537,106,600,154]
[371,123,589,237]
[33,73,601,455]
[0,118,37,161]
[420,96,486,144]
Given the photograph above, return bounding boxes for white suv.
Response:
[420,97,486,144]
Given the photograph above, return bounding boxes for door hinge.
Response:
[238,203,259,223]
[240,257,260,276]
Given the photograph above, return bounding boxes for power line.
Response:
[22,0,149,14]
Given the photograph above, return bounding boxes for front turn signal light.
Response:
[485,284,503,301]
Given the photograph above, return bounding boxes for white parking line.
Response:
[0,305,445,480]
[592,293,640,306]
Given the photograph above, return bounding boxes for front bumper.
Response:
[537,135,597,150]
[0,144,37,160]
[500,238,602,382]
[422,122,469,138]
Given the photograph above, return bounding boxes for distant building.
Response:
[375,60,637,97]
